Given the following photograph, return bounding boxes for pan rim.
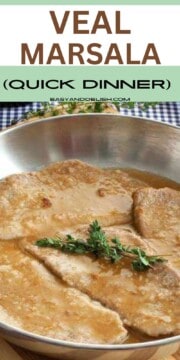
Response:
[0,320,179,351]
[0,113,179,138]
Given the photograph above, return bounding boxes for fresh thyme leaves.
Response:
[36,220,166,272]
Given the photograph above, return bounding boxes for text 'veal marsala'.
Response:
[21,10,161,65]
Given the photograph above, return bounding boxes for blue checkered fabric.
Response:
[120,102,180,127]
[0,102,179,130]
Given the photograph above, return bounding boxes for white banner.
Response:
[0,5,179,65]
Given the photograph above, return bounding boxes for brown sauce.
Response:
[119,169,179,343]
[123,168,180,191]
[0,167,179,345]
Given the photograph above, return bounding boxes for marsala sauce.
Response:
[118,168,179,344]
[0,168,179,345]
[123,168,180,191]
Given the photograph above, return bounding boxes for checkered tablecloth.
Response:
[0,102,180,130]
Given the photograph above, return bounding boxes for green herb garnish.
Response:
[23,101,159,121]
[36,220,166,272]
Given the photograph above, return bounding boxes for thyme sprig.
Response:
[36,220,166,272]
